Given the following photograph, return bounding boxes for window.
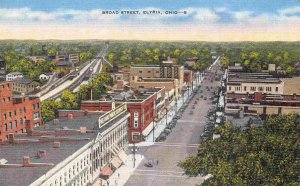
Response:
[266,87,272,92]
[250,87,256,91]
[244,86,247,91]
[235,87,241,91]
[33,104,36,110]
[258,87,264,91]
[132,132,140,142]
[147,71,151,73]
[3,114,6,120]
[275,87,278,92]
[134,112,138,117]
[228,86,231,91]
[139,71,142,73]
[14,110,16,116]
[34,112,40,120]
[9,112,11,118]
[14,120,17,128]
[134,118,138,128]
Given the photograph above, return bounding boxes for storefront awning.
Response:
[111,156,123,169]
[100,165,113,177]
[142,121,154,137]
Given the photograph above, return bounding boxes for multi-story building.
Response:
[0,81,42,141]
[12,78,41,94]
[226,92,300,115]
[69,53,80,63]
[224,66,300,115]
[0,103,130,186]
[81,88,164,143]
[6,72,23,81]
[0,57,6,81]
[129,60,184,92]
[226,71,284,95]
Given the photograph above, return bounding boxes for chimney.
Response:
[239,108,244,118]
[53,141,61,148]
[8,133,15,143]
[80,127,87,134]
[23,156,31,167]
[67,113,73,120]
[38,150,47,158]
[44,124,49,130]
[25,120,32,135]
[53,119,59,125]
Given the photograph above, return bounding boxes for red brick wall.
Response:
[80,95,156,143]
[0,82,42,141]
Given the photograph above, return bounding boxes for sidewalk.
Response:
[100,154,144,186]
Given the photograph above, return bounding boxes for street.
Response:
[124,63,223,186]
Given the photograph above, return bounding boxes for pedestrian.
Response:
[156,160,159,165]
[118,173,120,178]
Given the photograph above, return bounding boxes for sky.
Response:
[0,0,300,41]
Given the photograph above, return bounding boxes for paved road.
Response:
[125,64,223,186]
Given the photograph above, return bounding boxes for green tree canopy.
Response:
[179,114,300,186]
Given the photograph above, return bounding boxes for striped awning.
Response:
[111,156,123,169]
[100,165,113,177]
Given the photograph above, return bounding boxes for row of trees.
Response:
[218,42,300,76]
[4,51,56,79]
[106,41,213,69]
[179,114,300,185]
[41,72,111,122]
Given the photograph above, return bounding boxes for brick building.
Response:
[0,81,42,141]
[81,88,164,143]
[0,104,129,186]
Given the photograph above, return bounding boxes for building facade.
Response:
[129,62,184,92]
[0,57,6,81]
[6,72,23,81]
[12,78,41,94]
[0,82,42,141]
[0,104,130,186]
[81,89,162,143]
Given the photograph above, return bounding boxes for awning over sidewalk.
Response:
[118,150,128,163]
[111,156,123,169]
[100,165,113,178]
[142,121,154,136]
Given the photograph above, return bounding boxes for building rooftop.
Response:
[13,77,39,85]
[0,108,130,186]
[7,72,23,75]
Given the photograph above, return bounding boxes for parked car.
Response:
[144,160,153,167]
[204,97,207,100]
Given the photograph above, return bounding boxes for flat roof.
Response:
[0,111,129,186]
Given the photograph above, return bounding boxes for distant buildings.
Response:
[12,78,41,94]
[0,81,42,142]
[0,104,130,186]
[39,72,53,81]
[6,72,23,81]
[225,65,300,115]
[0,57,6,81]
[129,61,185,93]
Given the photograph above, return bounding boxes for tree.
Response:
[47,47,56,56]
[179,114,300,186]
[41,99,60,122]
[60,89,78,109]
[220,56,229,68]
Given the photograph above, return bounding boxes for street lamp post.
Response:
[131,143,138,168]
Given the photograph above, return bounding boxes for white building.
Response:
[39,73,53,81]
[6,72,23,81]
[0,103,130,186]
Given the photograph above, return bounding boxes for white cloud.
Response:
[215,7,227,13]
[232,11,253,21]
[278,6,300,16]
